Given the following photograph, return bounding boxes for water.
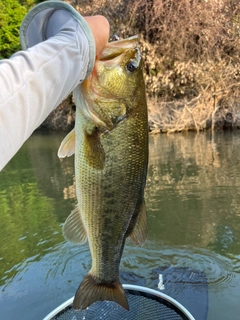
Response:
[0,130,240,320]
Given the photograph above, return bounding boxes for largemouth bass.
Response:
[58,36,148,311]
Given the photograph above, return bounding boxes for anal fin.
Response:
[63,206,87,244]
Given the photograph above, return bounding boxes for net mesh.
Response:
[49,288,191,320]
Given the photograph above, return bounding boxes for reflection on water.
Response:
[147,132,240,251]
[0,130,240,319]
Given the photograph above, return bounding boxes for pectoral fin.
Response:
[84,129,105,170]
[63,206,88,244]
[128,199,147,246]
[57,129,75,158]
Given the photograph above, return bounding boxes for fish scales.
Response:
[76,109,147,275]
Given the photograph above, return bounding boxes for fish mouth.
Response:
[97,35,139,61]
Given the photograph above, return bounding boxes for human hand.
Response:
[83,16,110,55]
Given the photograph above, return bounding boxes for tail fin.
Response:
[73,273,129,311]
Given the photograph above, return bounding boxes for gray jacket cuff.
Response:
[20,0,96,78]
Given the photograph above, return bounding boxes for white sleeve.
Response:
[0,1,95,171]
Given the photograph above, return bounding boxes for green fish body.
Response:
[58,36,148,311]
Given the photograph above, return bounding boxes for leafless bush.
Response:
[64,0,240,133]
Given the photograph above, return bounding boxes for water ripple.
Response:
[122,243,240,292]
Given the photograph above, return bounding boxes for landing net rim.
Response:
[43,284,195,320]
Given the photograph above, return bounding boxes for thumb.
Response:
[84,15,110,55]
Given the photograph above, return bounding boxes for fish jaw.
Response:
[97,35,139,60]
[82,35,140,104]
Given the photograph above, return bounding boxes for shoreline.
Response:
[39,94,240,134]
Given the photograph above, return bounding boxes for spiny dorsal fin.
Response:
[62,206,87,244]
[73,273,129,311]
[128,198,147,246]
[57,129,75,158]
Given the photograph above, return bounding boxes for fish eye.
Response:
[126,60,137,73]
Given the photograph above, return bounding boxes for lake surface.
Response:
[1,130,240,320]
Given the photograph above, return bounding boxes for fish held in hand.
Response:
[58,35,148,311]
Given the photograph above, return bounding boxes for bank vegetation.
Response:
[3,0,240,133]
[49,0,240,133]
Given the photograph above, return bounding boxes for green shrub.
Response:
[0,0,27,59]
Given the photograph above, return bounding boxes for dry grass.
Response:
[44,0,240,133]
